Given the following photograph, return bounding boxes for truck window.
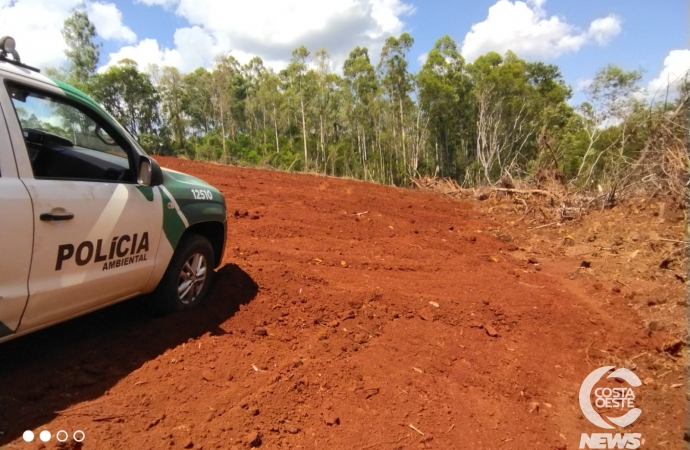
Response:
[6,84,133,182]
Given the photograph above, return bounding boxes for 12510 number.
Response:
[191,189,213,200]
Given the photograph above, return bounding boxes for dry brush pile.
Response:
[412,94,689,228]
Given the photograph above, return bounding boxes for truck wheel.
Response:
[156,234,215,313]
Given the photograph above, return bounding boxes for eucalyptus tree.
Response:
[210,55,242,158]
[243,56,266,150]
[262,70,285,154]
[62,10,101,86]
[343,46,380,180]
[418,35,473,179]
[181,68,213,139]
[575,65,643,183]
[288,46,311,170]
[158,66,187,149]
[378,33,414,181]
[313,48,337,171]
[89,59,160,139]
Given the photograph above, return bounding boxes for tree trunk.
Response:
[399,98,406,174]
[320,114,325,172]
[220,100,226,159]
[273,102,280,153]
[262,106,267,156]
[300,94,308,170]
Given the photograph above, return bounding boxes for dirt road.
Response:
[0,157,685,449]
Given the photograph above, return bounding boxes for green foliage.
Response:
[418,35,473,179]
[54,13,670,188]
[89,59,161,140]
[62,10,100,86]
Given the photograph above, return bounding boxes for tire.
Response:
[154,234,215,313]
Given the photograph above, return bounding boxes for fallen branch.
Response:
[659,238,689,245]
[492,187,560,200]
[529,222,559,230]
[586,337,603,366]
[409,424,425,436]
[56,399,108,415]
[92,415,131,422]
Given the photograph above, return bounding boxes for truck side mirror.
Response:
[138,156,163,186]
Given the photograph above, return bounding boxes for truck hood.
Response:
[160,167,226,225]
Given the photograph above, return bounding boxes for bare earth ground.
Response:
[0,156,686,450]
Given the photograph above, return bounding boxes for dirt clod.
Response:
[647,321,662,332]
[246,432,262,447]
[419,312,436,322]
[56,441,83,450]
[420,434,434,443]
[325,414,340,426]
[659,257,675,269]
[662,340,684,356]
[485,325,499,337]
[201,370,214,382]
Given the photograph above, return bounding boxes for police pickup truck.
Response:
[0,36,227,342]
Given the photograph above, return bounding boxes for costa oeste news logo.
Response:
[579,366,642,449]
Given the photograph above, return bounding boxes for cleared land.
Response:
[0,156,685,449]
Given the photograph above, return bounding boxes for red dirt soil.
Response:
[0,157,685,449]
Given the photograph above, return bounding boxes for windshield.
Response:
[8,86,127,158]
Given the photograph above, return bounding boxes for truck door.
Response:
[1,81,163,332]
[0,100,33,339]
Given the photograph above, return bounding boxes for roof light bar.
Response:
[0,36,40,72]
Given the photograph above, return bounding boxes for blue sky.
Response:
[406,1,687,91]
[1,0,688,103]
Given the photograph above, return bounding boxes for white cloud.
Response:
[587,16,621,46]
[647,49,690,99]
[124,0,414,72]
[0,0,80,68]
[87,2,137,43]
[417,52,428,65]
[576,78,592,92]
[461,0,622,62]
[3,0,413,74]
[100,26,221,73]
[134,0,176,7]
[0,0,138,69]
[98,38,171,72]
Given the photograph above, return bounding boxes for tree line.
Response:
[51,11,688,189]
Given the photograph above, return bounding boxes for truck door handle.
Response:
[40,212,74,221]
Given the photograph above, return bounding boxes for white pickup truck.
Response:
[0,36,227,343]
